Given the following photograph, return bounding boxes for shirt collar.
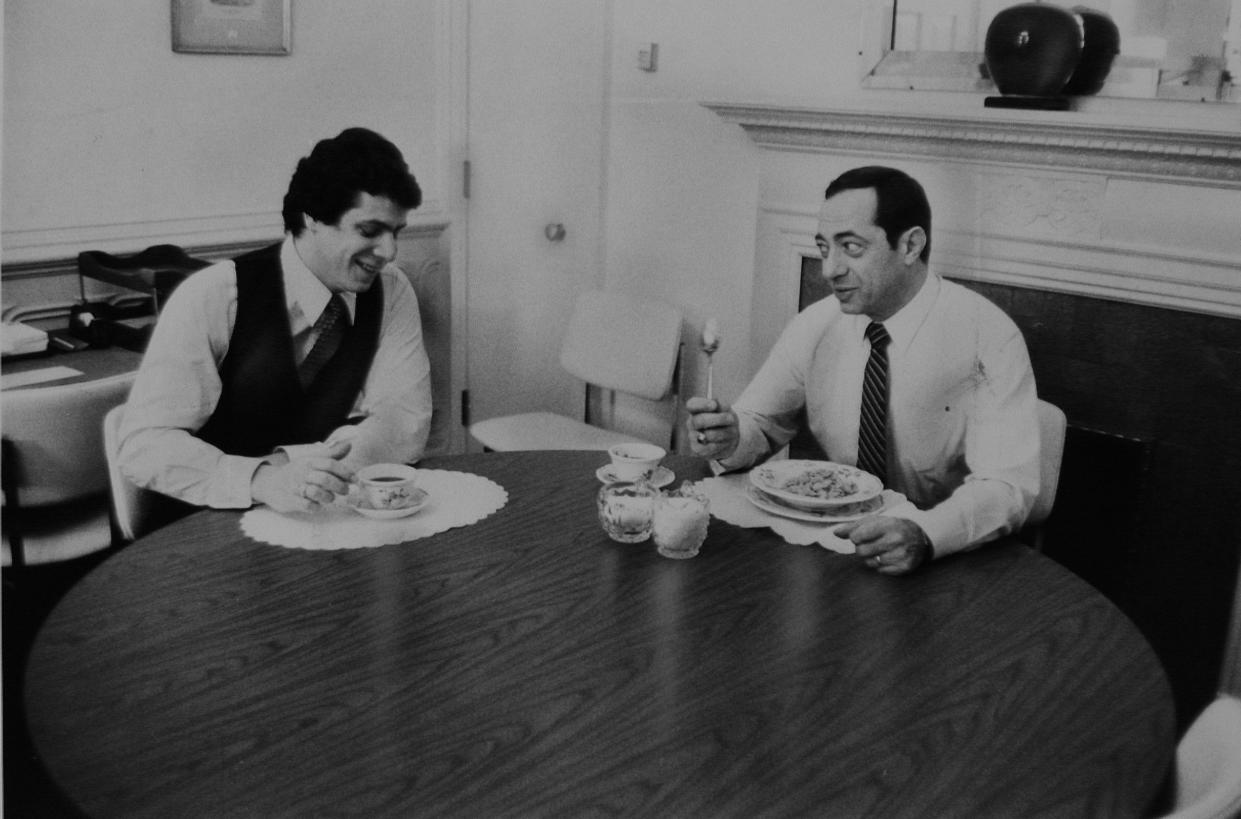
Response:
[856,272,940,354]
[280,235,357,330]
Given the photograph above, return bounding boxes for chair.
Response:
[1022,398,1067,550]
[102,404,162,544]
[1158,695,1241,819]
[469,290,683,452]
[2,371,135,566]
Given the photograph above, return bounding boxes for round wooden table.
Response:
[25,451,1174,818]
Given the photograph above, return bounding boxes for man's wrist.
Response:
[916,526,935,564]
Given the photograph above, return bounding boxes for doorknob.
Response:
[544,223,566,242]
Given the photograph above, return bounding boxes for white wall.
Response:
[2,0,441,268]
[603,0,872,401]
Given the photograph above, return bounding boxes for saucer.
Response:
[596,464,675,489]
[347,487,430,519]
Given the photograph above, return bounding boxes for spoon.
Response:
[700,318,721,402]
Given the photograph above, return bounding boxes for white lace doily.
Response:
[240,469,508,551]
[698,473,913,554]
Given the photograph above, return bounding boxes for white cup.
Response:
[356,463,419,509]
[607,442,665,482]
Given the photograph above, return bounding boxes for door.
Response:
[464,0,609,443]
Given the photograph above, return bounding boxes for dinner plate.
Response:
[748,459,882,511]
[596,465,675,489]
[347,487,430,519]
[745,485,887,524]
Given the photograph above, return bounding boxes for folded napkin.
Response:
[698,473,913,554]
[240,469,508,551]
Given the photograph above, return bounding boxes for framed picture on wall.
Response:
[172,0,290,55]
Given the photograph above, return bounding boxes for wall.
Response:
[603,0,872,404]
[2,0,443,270]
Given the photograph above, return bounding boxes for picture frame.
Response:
[172,0,290,56]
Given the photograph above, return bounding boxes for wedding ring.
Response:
[697,432,707,444]
[301,484,312,500]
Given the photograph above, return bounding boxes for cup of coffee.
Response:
[356,463,419,509]
[607,442,665,482]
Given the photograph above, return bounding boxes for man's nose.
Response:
[375,232,397,260]
[822,248,847,279]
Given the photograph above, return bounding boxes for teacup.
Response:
[607,442,666,482]
[356,463,419,509]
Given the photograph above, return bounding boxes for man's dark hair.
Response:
[282,127,422,235]
[824,166,931,263]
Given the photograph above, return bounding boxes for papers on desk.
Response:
[1,320,48,357]
[1,365,85,390]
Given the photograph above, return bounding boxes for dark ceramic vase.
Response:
[1062,6,1120,95]
[984,2,1084,98]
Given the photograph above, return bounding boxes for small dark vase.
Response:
[1062,6,1120,95]
[984,2,1084,99]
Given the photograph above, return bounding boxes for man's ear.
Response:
[900,226,927,264]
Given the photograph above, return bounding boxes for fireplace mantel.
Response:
[702,101,1241,188]
[705,100,1241,319]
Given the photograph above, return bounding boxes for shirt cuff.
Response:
[883,505,969,559]
[276,442,332,462]
[220,454,276,509]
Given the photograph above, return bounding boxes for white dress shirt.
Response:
[723,274,1040,557]
[117,236,433,508]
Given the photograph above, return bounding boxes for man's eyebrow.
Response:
[361,218,406,232]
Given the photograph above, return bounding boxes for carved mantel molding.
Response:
[702,101,1241,188]
[706,100,1241,318]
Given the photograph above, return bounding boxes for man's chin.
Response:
[834,293,861,313]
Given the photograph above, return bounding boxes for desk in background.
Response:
[25,451,1175,817]
[1,346,142,391]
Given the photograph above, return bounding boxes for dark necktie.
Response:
[857,321,890,483]
[298,295,348,389]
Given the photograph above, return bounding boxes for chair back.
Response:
[558,290,683,401]
[103,404,159,543]
[1161,695,1241,819]
[2,372,135,507]
[1028,399,1067,527]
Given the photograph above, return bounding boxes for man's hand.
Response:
[251,440,355,513]
[833,516,933,575]
[685,397,740,461]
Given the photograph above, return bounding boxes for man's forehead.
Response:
[818,188,878,231]
[344,193,409,227]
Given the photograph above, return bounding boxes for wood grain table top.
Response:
[25,451,1174,818]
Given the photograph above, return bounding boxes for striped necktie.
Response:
[298,295,348,389]
[857,321,890,483]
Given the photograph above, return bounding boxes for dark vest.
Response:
[196,242,383,456]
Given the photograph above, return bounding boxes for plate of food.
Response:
[745,485,887,524]
[748,459,883,512]
[345,487,431,519]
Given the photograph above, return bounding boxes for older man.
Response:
[686,166,1040,574]
[118,127,432,518]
